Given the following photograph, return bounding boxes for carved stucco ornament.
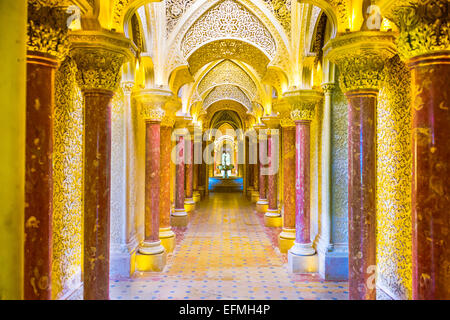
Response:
[27,0,71,61]
[323,31,397,93]
[284,89,323,122]
[132,88,173,121]
[382,0,449,60]
[70,30,135,92]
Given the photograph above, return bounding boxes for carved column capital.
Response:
[27,0,71,61]
[283,89,323,122]
[382,0,449,61]
[121,81,134,95]
[132,88,173,121]
[324,31,397,92]
[321,83,336,95]
[261,115,280,129]
[70,30,135,92]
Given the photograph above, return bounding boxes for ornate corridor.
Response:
[0,0,449,301]
[110,191,348,300]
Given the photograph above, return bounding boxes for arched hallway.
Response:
[111,192,348,300]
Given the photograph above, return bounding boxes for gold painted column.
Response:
[0,0,26,300]
[71,31,133,300]
[385,1,450,300]
[325,32,396,300]
[24,1,69,300]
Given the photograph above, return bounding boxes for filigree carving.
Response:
[27,1,70,60]
[161,115,176,128]
[203,85,253,111]
[198,60,259,101]
[392,0,449,60]
[166,0,196,35]
[324,32,397,92]
[284,89,323,121]
[53,56,83,299]
[262,0,292,36]
[72,49,126,92]
[141,108,165,121]
[376,55,412,300]
[181,0,277,58]
[188,39,270,77]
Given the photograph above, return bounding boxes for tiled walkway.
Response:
[110,192,348,300]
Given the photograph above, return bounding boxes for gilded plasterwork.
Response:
[376,55,412,300]
[165,0,196,35]
[198,60,258,101]
[181,0,276,58]
[53,57,83,300]
[330,76,348,245]
[262,0,292,36]
[188,39,270,77]
[203,84,253,111]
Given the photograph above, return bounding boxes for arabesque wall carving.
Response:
[53,57,83,300]
[203,84,253,111]
[376,55,412,300]
[181,0,276,58]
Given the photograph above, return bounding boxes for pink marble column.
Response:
[172,134,187,220]
[258,135,267,201]
[139,120,164,254]
[346,90,377,300]
[267,132,278,213]
[290,120,315,256]
[185,138,194,202]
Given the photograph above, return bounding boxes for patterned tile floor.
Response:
[110,192,349,300]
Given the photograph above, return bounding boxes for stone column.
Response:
[132,90,172,271]
[261,120,281,228]
[255,124,268,213]
[24,2,69,300]
[204,136,213,197]
[251,129,260,203]
[385,1,450,300]
[184,127,195,212]
[279,119,296,253]
[171,118,191,226]
[71,31,133,300]
[0,0,26,300]
[325,32,396,299]
[160,116,176,253]
[285,90,322,273]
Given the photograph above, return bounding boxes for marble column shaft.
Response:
[185,138,194,199]
[24,54,59,300]
[83,89,114,300]
[295,121,312,245]
[144,120,161,243]
[258,136,267,200]
[409,53,450,300]
[175,135,186,209]
[267,133,278,211]
[160,125,172,233]
[282,126,296,230]
[346,90,377,300]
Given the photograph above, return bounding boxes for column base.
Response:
[159,227,176,253]
[251,191,260,203]
[193,191,201,203]
[256,199,268,213]
[184,198,195,212]
[317,243,349,281]
[110,249,137,277]
[171,209,188,227]
[264,210,282,227]
[288,251,318,274]
[136,241,166,272]
[278,228,296,253]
